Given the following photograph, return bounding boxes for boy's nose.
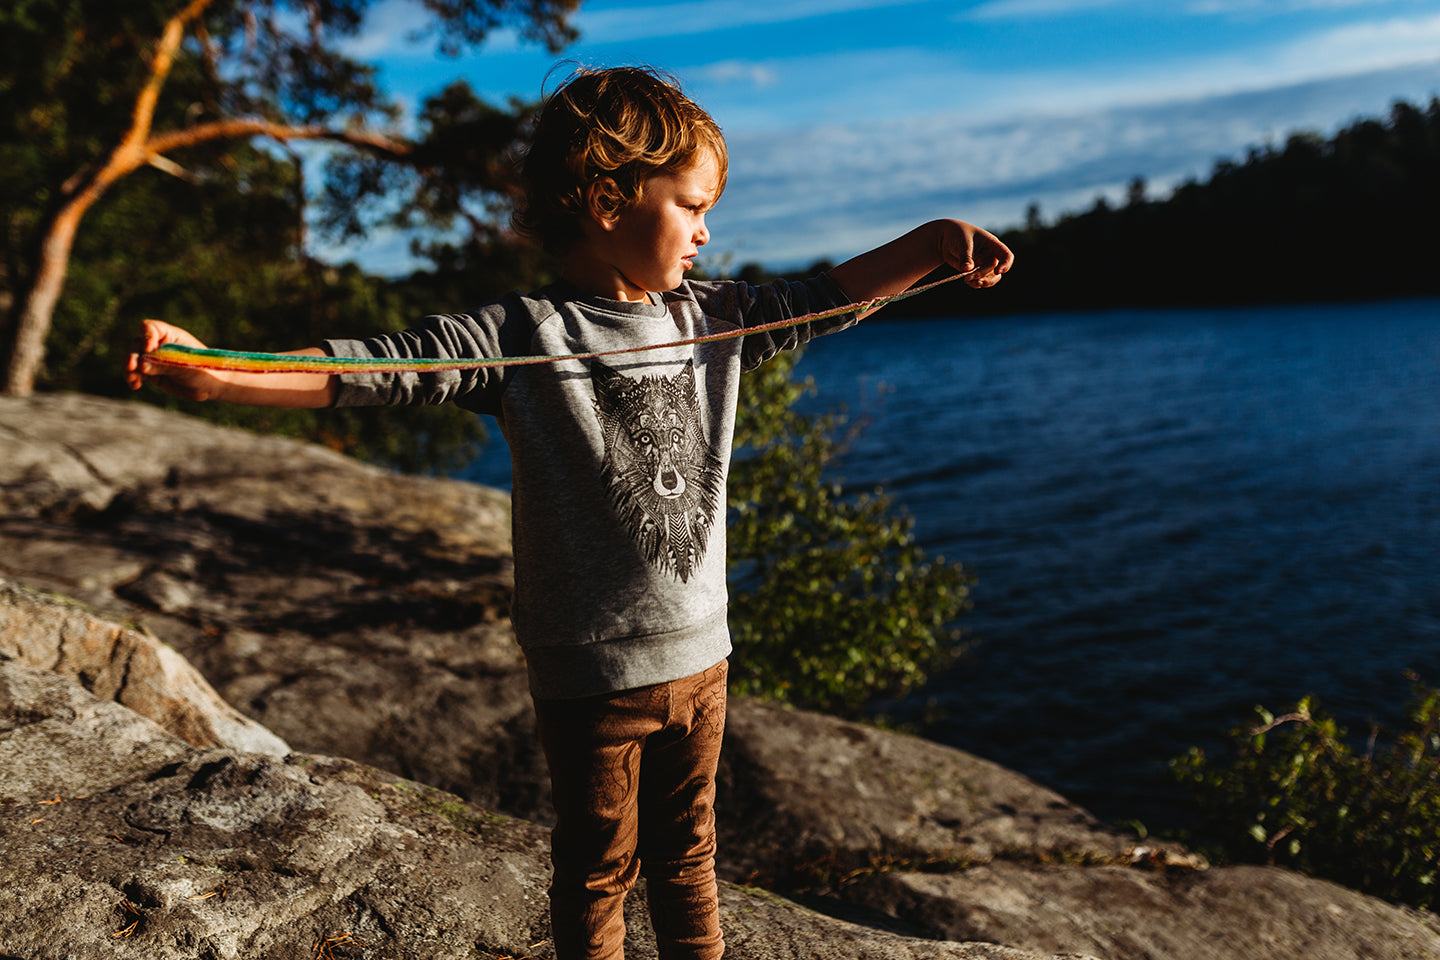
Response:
[695,218,709,246]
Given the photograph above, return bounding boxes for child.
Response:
[129,65,1012,960]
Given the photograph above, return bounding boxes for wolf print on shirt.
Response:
[592,359,724,583]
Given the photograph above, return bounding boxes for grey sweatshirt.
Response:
[325,275,858,699]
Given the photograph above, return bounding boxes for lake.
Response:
[460,296,1440,828]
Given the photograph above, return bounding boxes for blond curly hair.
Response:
[513,65,728,255]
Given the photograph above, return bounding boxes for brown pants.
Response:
[534,660,728,960]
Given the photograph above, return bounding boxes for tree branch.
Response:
[124,0,218,168]
[147,120,413,161]
[146,154,203,184]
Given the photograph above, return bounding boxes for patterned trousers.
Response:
[534,660,728,960]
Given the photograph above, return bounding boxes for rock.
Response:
[844,862,1440,960]
[0,391,533,813]
[0,661,1094,960]
[0,661,192,801]
[0,579,288,758]
[4,392,1439,960]
[716,700,1146,888]
[0,662,558,960]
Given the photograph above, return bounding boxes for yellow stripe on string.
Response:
[146,273,965,374]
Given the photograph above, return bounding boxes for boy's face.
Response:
[590,151,722,301]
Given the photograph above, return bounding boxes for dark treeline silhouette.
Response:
[885,97,1440,319]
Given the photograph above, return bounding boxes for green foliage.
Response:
[726,348,972,717]
[1171,675,1440,910]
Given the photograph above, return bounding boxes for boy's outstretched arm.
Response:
[828,219,1013,315]
[127,319,337,408]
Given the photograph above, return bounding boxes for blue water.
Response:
[460,298,1440,827]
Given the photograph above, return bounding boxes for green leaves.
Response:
[726,348,972,717]
[1172,674,1440,910]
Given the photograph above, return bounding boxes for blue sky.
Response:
[338,0,1440,274]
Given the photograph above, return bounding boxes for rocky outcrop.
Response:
[0,580,288,759]
[3,392,1439,960]
[847,863,1440,960]
[9,661,1087,960]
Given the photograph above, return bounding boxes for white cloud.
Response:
[965,0,1136,20]
[1268,12,1440,76]
[817,11,1440,123]
[572,0,933,44]
[696,60,781,88]
[966,0,1421,18]
[1189,0,1419,12]
[967,0,1418,18]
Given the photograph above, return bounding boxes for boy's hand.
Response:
[941,220,1014,288]
[127,319,225,401]
[829,218,1016,315]
[127,320,336,408]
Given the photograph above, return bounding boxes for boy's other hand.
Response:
[943,220,1014,288]
[127,319,223,401]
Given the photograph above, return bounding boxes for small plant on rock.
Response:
[1171,673,1440,910]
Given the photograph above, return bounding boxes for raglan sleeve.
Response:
[695,273,860,372]
[322,299,529,413]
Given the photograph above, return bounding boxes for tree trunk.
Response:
[2,201,88,396]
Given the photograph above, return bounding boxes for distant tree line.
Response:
[882,97,1440,319]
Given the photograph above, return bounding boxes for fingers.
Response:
[126,319,202,392]
[962,228,1014,288]
[126,332,147,391]
[943,221,1013,287]
[126,320,161,390]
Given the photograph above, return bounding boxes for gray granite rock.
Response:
[0,661,1094,960]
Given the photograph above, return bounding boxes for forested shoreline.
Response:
[882,98,1440,320]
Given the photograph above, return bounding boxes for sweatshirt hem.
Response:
[524,606,732,700]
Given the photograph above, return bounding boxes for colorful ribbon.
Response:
[145,273,965,374]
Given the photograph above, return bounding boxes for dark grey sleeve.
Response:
[323,300,533,412]
[694,273,859,372]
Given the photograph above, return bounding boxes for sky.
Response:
[335,0,1440,275]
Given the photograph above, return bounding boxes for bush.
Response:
[725,348,972,716]
[1171,674,1440,910]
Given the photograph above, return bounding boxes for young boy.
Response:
[129,66,1012,960]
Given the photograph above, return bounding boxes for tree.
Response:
[0,0,578,396]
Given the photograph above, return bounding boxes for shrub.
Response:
[1171,674,1440,910]
[725,348,972,716]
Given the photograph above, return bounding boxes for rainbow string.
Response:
[146,273,964,374]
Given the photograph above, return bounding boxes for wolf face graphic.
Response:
[592,359,724,582]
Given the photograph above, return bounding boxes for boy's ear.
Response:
[585,178,626,229]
